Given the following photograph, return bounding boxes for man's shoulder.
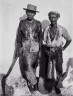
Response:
[20,19,41,25]
[34,19,42,25]
[20,19,27,24]
[58,24,67,32]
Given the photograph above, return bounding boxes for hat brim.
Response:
[23,8,39,12]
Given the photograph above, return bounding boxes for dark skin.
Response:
[26,10,36,21]
[49,14,71,51]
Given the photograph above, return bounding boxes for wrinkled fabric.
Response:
[39,24,71,93]
[16,19,42,47]
[39,45,63,78]
[19,45,39,86]
[16,19,42,86]
[42,24,71,78]
[43,24,72,47]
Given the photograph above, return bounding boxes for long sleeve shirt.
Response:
[16,19,42,50]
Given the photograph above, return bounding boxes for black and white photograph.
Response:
[0,0,73,96]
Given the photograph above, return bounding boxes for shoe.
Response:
[28,84,38,92]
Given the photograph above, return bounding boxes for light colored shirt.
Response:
[43,24,72,47]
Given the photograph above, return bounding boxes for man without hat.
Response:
[40,11,72,95]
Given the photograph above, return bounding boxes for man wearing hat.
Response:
[15,4,42,92]
[40,11,72,95]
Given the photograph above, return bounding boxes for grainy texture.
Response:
[0,74,73,96]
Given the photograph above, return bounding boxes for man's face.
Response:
[26,10,36,20]
[49,14,58,24]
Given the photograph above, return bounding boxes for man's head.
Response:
[23,4,39,20]
[26,10,36,20]
[48,11,60,25]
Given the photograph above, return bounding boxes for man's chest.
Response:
[21,21,39,39]
[49,27,58,41]
[21,21,38,32]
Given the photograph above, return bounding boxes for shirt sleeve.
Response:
[62,28,72,41]
[38,22,43,43]
[16,21,22,48]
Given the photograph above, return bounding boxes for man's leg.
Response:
[54,51,63,94]
[56,51,63,76]
[19,55,38,92]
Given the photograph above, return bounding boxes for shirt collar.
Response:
[48,24,60,32]
[49,24,59,28]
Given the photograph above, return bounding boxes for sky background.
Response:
[0,0,73,79]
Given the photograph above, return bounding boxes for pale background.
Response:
[0,0,73,82]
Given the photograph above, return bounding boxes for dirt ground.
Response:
[0,75,73,96]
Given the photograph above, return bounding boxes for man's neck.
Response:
[27,18,34,22]
[51,23,57,28]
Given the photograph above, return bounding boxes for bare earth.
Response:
[0,75,73,96]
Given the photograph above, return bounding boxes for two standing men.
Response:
[15,4,72,95]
